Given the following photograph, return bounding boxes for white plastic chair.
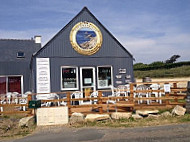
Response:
[107,85,119,112]
[36,93,59,107]
[109,85,120,100]
[135,85,150,104]
[90,91,99,104]
[71,91,82,105]
[19,91,31,111]
[60,96,67,106]
[0,94,6,112]
[6,92,12,104]
[11,92,19,104]
[117,85,129,101]
[150,84,162,104]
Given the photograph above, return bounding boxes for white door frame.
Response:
[80,67,96,104]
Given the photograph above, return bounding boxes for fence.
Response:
[0,81,187,116]
[0,95,32,115]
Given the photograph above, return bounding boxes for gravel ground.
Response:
[3,123,190,142]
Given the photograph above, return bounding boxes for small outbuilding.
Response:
[0,37,41,95]
[31,7,134,97]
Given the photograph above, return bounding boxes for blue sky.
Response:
[0,0,190,63]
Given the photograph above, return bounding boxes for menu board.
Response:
[36,58,51,93]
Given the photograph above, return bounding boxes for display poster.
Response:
[36,58,51,93]
[98,80,108,87]
[164,84,171,92]
[84,78,92,84]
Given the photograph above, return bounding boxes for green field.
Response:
[134,65,190,79]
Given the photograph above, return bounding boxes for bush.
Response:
[134,61,190,71]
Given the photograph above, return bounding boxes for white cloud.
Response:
[118,32,190,63]
[0,28,58,46]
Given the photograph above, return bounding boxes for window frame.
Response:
[0,75,23,95]
[60,66,79,91]
[97,65,113,89]
[17,51,25,58]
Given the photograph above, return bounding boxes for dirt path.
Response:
[3,123,190,142]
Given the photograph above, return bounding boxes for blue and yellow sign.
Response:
[70,21,102,55]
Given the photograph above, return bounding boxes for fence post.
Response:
[173,82,178,103]
[27,94,32,104]
[165,92,169,105]
[186,81,190,113]
[27,94,32,114]
[98,91,103,114]
[67,92,71,116]
[130,83,134,103]
[0,97,3,112]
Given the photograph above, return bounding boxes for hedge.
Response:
[134,61,190,71]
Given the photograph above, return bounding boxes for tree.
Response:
[149,61,164,67]
[165,55,180,63]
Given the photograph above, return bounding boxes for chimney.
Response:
[34,36,41,44]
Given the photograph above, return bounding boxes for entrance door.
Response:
[80,67,96,104]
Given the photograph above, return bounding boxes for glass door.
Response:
[80,67,96,104]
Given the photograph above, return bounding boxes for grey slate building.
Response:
[0,37,41,95]
[31,7,134,98]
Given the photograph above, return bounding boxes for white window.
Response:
[61,66,78,90]
[97,66,113,89]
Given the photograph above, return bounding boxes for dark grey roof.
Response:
[0,38,41,62]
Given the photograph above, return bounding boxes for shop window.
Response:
[61,67,78,90]
[17,51,25,58]
[97,66,113,89]
[0,77,6,95]
[0,76,22,95]
[8,76,21,93]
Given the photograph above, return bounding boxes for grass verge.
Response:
[0,114,36,140]
[71,113,190,128]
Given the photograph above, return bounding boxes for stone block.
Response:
[147,114,160,119]
[136,110,159,116]
[161,111,172,117]
[85,114,110,122]
[37,107,68,126]
[70,112,84,124]
[111,112,132,120]
[19,116,34,127]
[132,114,143,119]
[172,105,186,116]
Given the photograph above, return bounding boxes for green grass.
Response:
[179,114,190,122]
[0,114,36,140]
[71,113,190,128]
[134,65,190,78]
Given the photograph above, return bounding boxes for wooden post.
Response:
[67,92,71,116]
[173,83,178,103]
[129,83,134,111]
[130,83,134,103]
[27,94,32,104]
[165,92,169,105]
[98,91,103,114]
[27,94,32,115]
